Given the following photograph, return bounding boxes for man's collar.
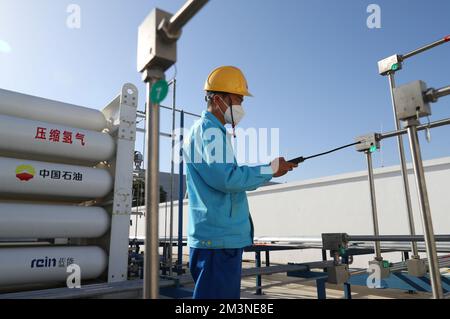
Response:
[202,111,227,133]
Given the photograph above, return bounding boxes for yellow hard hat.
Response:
[204,66,253,97]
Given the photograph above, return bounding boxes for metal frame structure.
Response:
[102,84,139,282]
[376,36,449,298]
[252,237,450,298]
[134,97,200,278]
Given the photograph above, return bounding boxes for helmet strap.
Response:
[230,105,236,138]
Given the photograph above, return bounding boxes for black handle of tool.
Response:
[288,156,306,165]
[287,141,362,165]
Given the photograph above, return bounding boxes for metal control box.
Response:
[393,80,432,121]
[378,55,402,75]
[321,233,348,251]
[355,133,380,152]
[137,8,177,73]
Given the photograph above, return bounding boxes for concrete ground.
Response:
[239,271,431,299]
[183,260,434,299]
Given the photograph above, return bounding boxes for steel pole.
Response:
[387,73,419,257]
[380,117,450,140]
[434,85,450,99]
[406,119,443,299]
[425,85,450,103]
[348,235,450,242]
[168,0,209,34]
[168,79,177,277]
[366,151,382,260]
[177,110,185,275]
[402,35,450,60]
[143,75,162,299]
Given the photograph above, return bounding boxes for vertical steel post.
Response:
[177,110,185,275]
[168,79,177,277]
[387,73,419,257]
[366,151,382,260]
[322,249,328,273]
[255,251,262,295]
[144,75,162,299]
[403,251,410,262]
[342,256,352,299]
[406,120,443,299]
[316,278,327,299]
[265,251,270,267]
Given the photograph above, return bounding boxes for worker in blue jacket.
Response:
[184,66,298,299]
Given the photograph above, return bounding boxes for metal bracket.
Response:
[113,189,132,216]
[158,18,182,43]
[327,264,350,284]
[406,258,427,277]
[118,84,138,142]
[121,84,138,108]
[369,259,391,279]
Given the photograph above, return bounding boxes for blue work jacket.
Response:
[184,111,273,249]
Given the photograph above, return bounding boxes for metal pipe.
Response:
[143,77,162,299]
[380,117,450,140]
[348,235,450,242]
[254,235,450,243]
[350,255,450,276]
[402,35,450,60]
[254,237,323,243]
[351,242,450,254]
[434,85,450,99]
[167,79,177,277]
[387,73,419,257]
[137,107,200,118]
[136,128,171,138]
[167,0,209,35]
[252,238,450,253]
[425,85,450,103]
[406,120,443,299]
[366,151,382,260]
[255,251,262,295]
[177,110,185,275]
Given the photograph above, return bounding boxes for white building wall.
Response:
[131,157,450,269]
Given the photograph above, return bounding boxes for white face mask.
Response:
[219,97,245,126]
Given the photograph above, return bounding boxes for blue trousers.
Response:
[189,248,244,299]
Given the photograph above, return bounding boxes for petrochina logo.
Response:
[16,165,36,181]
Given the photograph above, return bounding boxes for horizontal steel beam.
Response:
[255,235,450,243]
[166,0,209,37]
[426,85,450,102]
[380,117,450,140]
[137,107,201,118]
[135,127,172,138]
[402,35,450,60]
[348,235,450,242]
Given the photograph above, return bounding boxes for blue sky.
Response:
[0,0,449,183]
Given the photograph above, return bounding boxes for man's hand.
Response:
[270,157,298,178]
